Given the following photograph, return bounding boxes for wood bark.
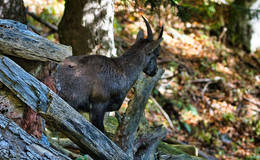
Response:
[58,0,116,56]
[0,19,72,62]
[0,0,26,24]
[0,19,72,139]
[227,0,260,52]
[0,114,70,160]
[0,55,130,160]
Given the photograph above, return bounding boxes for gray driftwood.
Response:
[0,55,130,160]
[0,19,71,62]
[0,114,70,160]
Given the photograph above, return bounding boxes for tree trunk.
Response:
[0,0,26,24]
[227,0,260,52]
[58,0,116,56]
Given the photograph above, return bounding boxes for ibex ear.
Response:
[136,30,144,41]
[144,38,163,54]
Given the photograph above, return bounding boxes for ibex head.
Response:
[135,16,163,76]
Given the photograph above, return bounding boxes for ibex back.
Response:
[54,17,163,132]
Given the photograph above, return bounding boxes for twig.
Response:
[201,81,212,99]
[150,96,175,130]
[26,11,58,32]
[190,77,223,83]
[243,97,260,108]
[189,77,224,99]
[27,23,41,35]
[189,78,211,83]
[219,27,227,42]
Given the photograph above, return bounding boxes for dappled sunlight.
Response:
[114,4,259,158]
[21,0,260,159]
[24,0,64,15]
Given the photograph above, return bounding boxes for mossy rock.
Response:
[159,153,203,160]
[158,142,205,160]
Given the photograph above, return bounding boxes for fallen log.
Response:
[0,19,71,62]
[0,55,130,160]
[0,113,70,160]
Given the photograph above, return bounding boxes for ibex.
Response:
[53,17,163,132]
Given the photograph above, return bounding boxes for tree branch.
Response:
[0,55,130,160]
[114,69,165,158]
[0,19,71,62]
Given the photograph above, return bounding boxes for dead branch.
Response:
[26,11,58,32]
[243,97,260,108]
[0,114,70,160]
[0,55,130,160]
[0,19,71,62]
[150,96,175,130]
[114,69,165,159]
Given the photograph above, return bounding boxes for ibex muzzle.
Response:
[54,17,163,132]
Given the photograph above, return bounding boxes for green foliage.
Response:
[104,115,119,134]
[114,18,123,34]
[222,112,235,123]
[255,121,260,136]
[199,130,212,145]
[181,121,191,134]
[40,7,60,25]
[177,2,217,22]
[184,104,199,116]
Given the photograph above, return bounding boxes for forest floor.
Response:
[24,0,259,159]
[114,2,260,160]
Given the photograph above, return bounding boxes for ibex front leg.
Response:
[90,102,108,132]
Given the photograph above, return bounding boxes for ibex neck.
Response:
[115,51,145,84]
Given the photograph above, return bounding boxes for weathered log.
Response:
[0,114,70,160]
[114,69,165,158]
[134,126,166,159]
[0,19,72,62]
[0,55,130,160]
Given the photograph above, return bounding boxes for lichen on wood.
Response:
[0,114,71,160]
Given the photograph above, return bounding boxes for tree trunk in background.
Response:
[0,0,26,24]
[227,0,260,52]
[58,0,116,56]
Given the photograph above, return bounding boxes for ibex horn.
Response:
[142,16,153,41]
[158,25,164,40]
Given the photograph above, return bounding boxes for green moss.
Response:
[104,115,118,134]
[158,142,204,159]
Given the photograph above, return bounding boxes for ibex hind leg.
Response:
[89,102,108,132]
[107,94,126,111]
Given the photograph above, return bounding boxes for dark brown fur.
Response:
[54,17,163,132]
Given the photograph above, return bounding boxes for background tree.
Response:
[0,0,26,24]
[58,0,116,56]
